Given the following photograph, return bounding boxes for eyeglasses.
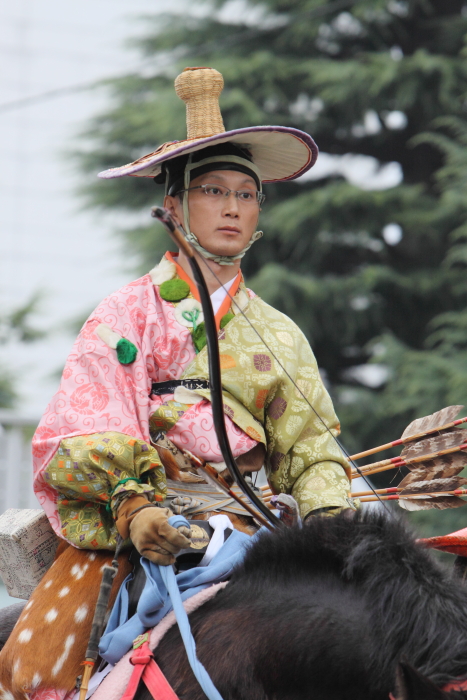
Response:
[177,184,266,206]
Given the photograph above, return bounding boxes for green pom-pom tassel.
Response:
[116,338,138,364]
[159,279,190,302]
[220,313,234,329]
[192,323,207,353]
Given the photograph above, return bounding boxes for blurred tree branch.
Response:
[0,296,46,408]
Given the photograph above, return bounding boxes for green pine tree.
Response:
[0,299,45,408]
[77,0,467,535]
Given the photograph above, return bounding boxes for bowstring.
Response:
[197,256,392,514]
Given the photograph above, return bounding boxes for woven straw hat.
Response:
[98,67,318,183]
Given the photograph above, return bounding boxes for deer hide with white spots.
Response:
[0,542,132,699]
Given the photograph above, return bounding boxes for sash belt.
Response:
[150,379,210,396]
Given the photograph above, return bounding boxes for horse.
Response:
[1,510,466,699]
[124,510,467,700]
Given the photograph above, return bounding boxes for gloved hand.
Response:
[129,506,191,566]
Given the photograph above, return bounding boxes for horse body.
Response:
[1,511,465,699]
[138,512,467,700]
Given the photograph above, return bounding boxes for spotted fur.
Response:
[0,542,131,699]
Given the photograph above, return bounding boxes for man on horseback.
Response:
[32,66,352,565]
[0,67,352,699]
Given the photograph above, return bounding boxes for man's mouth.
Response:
[218,226,240,233]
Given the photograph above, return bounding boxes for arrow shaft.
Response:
[354,487,467,498]
[352,487,400,497]
[351,442,467,479]
[349,416,467,461]
[352,456,404,473]
[359,489,467,502]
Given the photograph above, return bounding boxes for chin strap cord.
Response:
[184,228,263,265]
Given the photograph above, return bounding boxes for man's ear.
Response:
[394,661,447,700]
[163,195,182,225]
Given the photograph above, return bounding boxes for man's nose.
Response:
[222,192,240,216]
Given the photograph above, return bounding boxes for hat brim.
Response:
[98,126,318,183]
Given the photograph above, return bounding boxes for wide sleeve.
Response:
[177,296,352,519]
[289,460,351,520]
[43,432,166,549]
[32,275,166,545]
[264,334,352,520]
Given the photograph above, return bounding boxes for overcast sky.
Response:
[0,0,173,417]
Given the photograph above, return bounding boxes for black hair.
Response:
[153,142,259,194]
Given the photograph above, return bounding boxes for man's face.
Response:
[165,169,261,258]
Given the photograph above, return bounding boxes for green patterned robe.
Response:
[181,291,352,520]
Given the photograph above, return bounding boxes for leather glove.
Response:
[115,494,152,540]
[129,506,191,566]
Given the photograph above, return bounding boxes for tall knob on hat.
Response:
[175,67,226,140]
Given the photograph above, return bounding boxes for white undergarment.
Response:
[210,277,236,314]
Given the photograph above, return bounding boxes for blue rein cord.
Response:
[161,515,223,700]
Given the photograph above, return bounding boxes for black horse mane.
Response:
[235,511,467,687]
[152,511,467,700]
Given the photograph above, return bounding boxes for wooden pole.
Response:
[354,487,467,498]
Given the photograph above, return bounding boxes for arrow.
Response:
[353,475,467,498]
[351,431,467,478]
[359,491,467,509]
[349,405,465,461]
[185,451,275,529]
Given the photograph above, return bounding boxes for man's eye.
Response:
[239,191,254,201]
[205,186,223,196]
